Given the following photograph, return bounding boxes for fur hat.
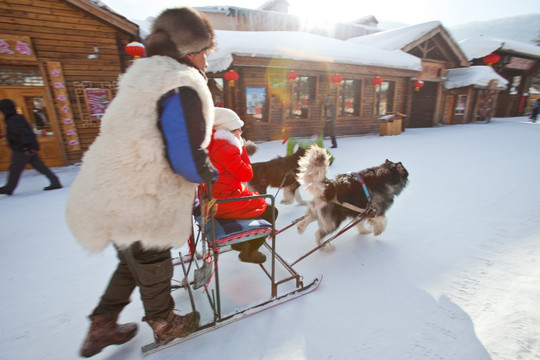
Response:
[145,7,215,59]
[214,107,244,131]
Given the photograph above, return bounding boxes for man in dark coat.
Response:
[0,98,62,195]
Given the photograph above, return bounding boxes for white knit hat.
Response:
[214,107,244,131]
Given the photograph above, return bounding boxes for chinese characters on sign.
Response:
[421,62,445,80]
[46,62,81,151]
[0,35,37,61]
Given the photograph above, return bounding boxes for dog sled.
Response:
[141,186,322,356]
[142,144,398,355]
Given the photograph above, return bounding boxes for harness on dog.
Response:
[331,172,376,217]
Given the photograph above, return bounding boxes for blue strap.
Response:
[351,172,371,205]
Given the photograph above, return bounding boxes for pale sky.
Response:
[102,0,538,27]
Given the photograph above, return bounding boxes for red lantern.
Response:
[483,53,500,66]
[125,41,145,58]
[413,80,424,91]
[330,74,343,84]
[224,70,239,87]
[371,76,383,89]
[286,70,298,82]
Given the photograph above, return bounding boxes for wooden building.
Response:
[0,0,140,170]
[459,36,540,118]
[348,21,470,128]
[205,31,421,142]
[441,66,509,124]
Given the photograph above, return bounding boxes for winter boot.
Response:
[144,310,200,345]
[79,313,138,358]
[238,250,266,264]
[43,183,62,191]
[0,186,13,195]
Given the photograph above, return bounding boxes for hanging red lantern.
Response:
[483,53,500,66]
[330,74,343,84]
[413,80,424,91]
[125,41,145,58]
[371,76,383,89]
[286,70,298,82]
[223,69,239,87]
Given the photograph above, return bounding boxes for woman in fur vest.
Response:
[206,107,278,264]
[65,8,218,357]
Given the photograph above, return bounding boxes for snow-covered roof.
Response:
[444,65,509,90]
[345,21,442,50]
[207,30,422,73]
[459,35,540,61]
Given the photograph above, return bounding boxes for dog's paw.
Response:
[356,221,372,235]
[371,216,388,236]
[320,242,336,252]
[297,221,307,234]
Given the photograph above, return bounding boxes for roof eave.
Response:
[65,0,139,36]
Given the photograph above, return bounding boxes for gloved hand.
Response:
[203,166,219,184]
[23,149,36,157]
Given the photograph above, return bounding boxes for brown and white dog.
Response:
[248,147,307,205]
[296,146,409,250]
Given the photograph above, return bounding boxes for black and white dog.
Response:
[248,147,307,205]
[296,146,409,250]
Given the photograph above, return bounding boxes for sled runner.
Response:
[142,188,321,356]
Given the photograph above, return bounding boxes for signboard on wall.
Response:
[0,34,37,62]
[505,56,535,70]
[46,62,81,151]
[84,88,111,118]
[246,87,266,117]
[421,61,445,80]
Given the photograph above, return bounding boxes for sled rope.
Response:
[202,198,217,226]
[273,171,295,198]
[291,213,368,266]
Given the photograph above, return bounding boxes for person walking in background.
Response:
[65,7,218,357]
[530,98,540,123]
[0,99,62,196]
[323,95,337,148]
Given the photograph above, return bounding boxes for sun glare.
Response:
[288,0,359,24]
[288,0,344,32]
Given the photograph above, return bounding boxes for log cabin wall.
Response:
[0,0,139,168]
[212,55,418,142]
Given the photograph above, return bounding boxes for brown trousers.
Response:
[92,242,174,320]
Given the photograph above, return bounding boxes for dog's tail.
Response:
[297,145,330,199]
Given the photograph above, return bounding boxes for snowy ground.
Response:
[1,116,539,360]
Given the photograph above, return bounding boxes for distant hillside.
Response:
[447,14,540,44]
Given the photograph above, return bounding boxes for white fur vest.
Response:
[65,56,214,253]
